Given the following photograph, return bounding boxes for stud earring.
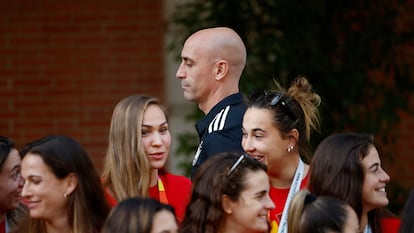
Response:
[64,193,68,199]
[287,145,294,152]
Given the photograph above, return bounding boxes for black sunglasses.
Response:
[248,89,298,122]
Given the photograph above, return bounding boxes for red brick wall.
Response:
[386,2,414,191]
[0,1,165,171]
[388,97,414,190]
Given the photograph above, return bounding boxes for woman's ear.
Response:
[64,172,78,196]
[287,128,299,149]
[222,194,234,214]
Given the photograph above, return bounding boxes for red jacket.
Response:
[105,172,192,224]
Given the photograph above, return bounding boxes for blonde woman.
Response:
[102,95,191,224]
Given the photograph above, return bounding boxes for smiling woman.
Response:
[308,133,401,233]
[181,152,275,233]
[17,135,110,233]
[242,76,321,233]
[0,136,27,233]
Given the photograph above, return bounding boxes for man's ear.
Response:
[222,194,234,214]
[64,172,78,197]
[214,60,228,81]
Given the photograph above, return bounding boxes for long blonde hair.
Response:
[102,95,166,201]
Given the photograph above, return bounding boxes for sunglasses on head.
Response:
[227,154,258,176]
[248,89,298,122]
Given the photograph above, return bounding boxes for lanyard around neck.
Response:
[158,176,169,204]
[277,159,305,233]
[364,224,372,233]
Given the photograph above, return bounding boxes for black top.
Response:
[191,93,247,178]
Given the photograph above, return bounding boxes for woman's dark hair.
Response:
[102,197,175,233]
[246,76,320,162]
[0,136,15,169]
[309,132,386,233]
[399,188,414,233]
[181,152,267,233]
[19,135,110,233]
[0,136,28,231]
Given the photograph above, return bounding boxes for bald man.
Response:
[176,27,247,177]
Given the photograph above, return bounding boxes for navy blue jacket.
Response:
[191,93,247,178]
